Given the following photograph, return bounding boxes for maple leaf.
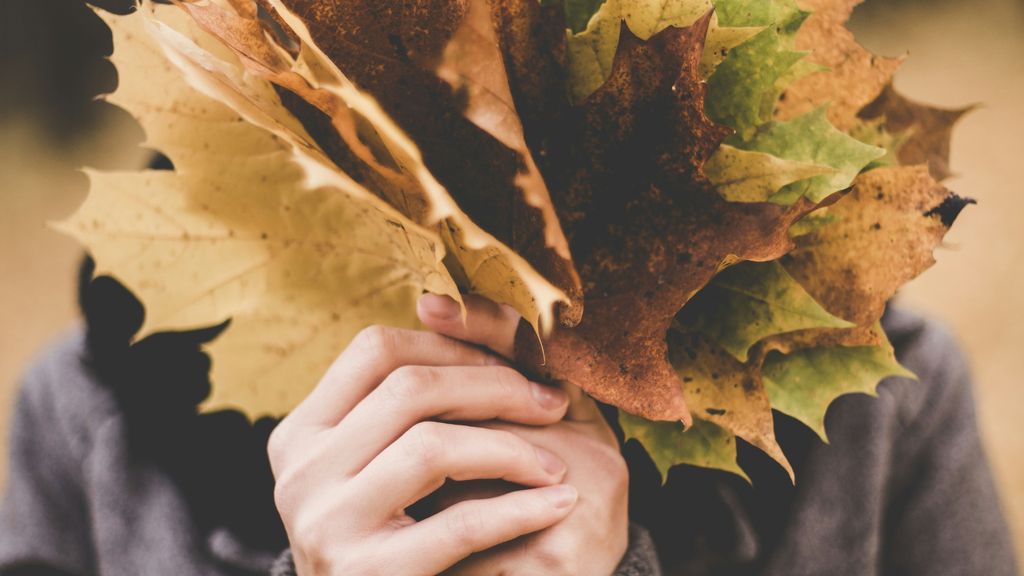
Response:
[563,0,763,103]
[620,413,748,481]
[670,331,793,477]
[731,106,885,204]
[170,0,575,332]
[774,0,902,131]
[705,28,806,137]
[705,145,836,202]
[783,164,969,325]
[59,0,976,484]
[268,0,583,326]
[514,13,825,424]
[762,334,913,442]
[434,0,584,322]
[848,116,908,171]
[676,260,852,362]
[859,83,975,181]
[54,6,460,415]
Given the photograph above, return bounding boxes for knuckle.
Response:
[384,365,439,404]
[404,421,447,465]
[272,470,302,519]
[289,513,331,565]
[445,505,486,551]
[494,429,532,464]
[266,424,292,470]
[286,493,360,569]
[491,366,525,400]
[532,540,578,575]
[491,428,532,459]
[351,325,400,358]
[591,440,629,488]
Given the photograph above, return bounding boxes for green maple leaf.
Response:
[564,0,762,103]
[714,0,807,39]
[705,28,806,137]
[705,144,836,202]
[763,338,915,441]
[620,413,748,483]
[849,118,909,171]
[677,261,853,362]
[732,107,886,204]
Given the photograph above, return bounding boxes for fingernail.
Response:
[531,382,566,410]
[535,446,566,476]
[540,484,578,510]
[418,293,460,321]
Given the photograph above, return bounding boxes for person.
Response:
[0,263,1018,575]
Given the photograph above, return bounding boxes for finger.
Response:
[418,293,520,359]
[391,484,577,575]
[349,422,567,520]
[332,365,569,472]
[564,382,606,423]
[287,326,501,428]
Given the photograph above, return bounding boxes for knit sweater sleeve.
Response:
[880,317,1018,575]
[0,344,95,575]
[269,523,662,575]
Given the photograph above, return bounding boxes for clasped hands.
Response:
[269,294,630,575]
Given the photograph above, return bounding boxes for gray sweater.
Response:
[0,309,1017,575]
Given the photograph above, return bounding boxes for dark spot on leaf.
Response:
[925,193,976,227]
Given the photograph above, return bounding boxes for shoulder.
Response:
[881,306,974,436]
[14,328,122,461]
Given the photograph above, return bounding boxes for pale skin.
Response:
[268,294,630,575]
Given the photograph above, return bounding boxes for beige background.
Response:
[2,0,1022,561]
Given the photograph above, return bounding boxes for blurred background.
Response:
[2,0,1022,561]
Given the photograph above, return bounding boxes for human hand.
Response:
[417,294,630,576]
[268,297,579,575]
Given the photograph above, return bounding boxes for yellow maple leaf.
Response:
[55,6,460,416]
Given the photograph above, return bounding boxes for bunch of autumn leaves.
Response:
[61,0,970,480]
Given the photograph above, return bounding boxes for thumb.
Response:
[417,293,520,359]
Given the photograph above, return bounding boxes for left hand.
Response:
[417,294,630,575]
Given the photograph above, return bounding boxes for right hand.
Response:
[268,318,578,575]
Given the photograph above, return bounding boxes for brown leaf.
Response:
[172,0,572,331]
[516,14,824,424]
[175,0,434,222]
[775,0,902,131]
[436,0,583,321]
[671,332,793,479]
[488,0,570,165]
[858,83,974,181]
[782,164,963,326]
[273,0,583,320]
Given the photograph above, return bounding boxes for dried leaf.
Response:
[436,0,584,320]
[762,330,914,442]
[677,260,852,362]
[705,145,837,202]
[774,0,902,131]
[620,413,748,482]
[705,28,806,137]
[564,0,763,103]
[179,0,574,332]
[670,331,793,479]
[269,0,580,329]
[783,164,965,325]
[858,83,974,181]
[55,7,460,416]
[733,106,885,204]
[516,14,824,425]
